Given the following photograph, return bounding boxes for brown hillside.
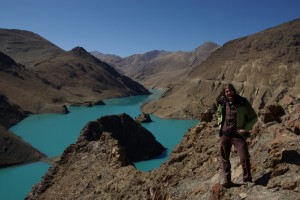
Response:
[32,46,150,102]
[0,29,64,68]
[0,51,67,114]
[142,18,300,119]
[92,42,219,88]
[0,29,150,114]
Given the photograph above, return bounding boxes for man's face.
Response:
[225,88,235,101]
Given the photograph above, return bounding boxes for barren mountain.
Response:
[92,42,219,88]
[0,51,68,114]
[142,18,300,119]
[0,28,64,68]
[30,46,150,102]
[90,51,122,67]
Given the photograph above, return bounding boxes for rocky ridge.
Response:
[26,97,300,199]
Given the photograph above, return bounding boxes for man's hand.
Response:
[237,129,247,135]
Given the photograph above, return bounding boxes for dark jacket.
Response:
[216,95,258,139]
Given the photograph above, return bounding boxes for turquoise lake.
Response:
[0,90,198,200]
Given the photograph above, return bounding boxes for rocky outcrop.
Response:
[26,101,300,199]
[26,113,165,199]
[135,113,152,123]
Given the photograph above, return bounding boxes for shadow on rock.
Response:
[255,171,272,186]
[281,150,300,165]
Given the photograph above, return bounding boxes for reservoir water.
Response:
[0,90,198,199]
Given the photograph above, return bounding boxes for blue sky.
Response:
[1,0,300,57]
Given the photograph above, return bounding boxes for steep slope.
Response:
[32,46,149,102]
[26,100,300,199]
[90,51,122,68]
[0,51,67,114]
[92,42,219,88]
[142,18,300,119]
[0,28,64,68]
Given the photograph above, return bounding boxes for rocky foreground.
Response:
[26,95,300,200]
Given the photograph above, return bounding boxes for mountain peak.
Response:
[70,46,89,56]
[140,50,170,61]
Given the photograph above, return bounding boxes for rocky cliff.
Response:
[141,18,300,119]
[26,98,300,199]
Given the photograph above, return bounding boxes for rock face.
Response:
[26,101,300,199]
[26,113,165,199]
[142,18,300,119]
[92,42,219,88]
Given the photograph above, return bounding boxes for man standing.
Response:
[216,83,258,188]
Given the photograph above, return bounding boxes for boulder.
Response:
[135,113,152,123]
[259,103,286,123]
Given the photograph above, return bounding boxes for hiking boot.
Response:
[221,181,234,188]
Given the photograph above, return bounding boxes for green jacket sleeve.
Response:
[216,104,223,125]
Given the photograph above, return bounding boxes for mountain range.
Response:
[0,17,299,199]
[91,41,219,88]
[142,18,300,119]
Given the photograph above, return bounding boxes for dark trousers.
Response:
[220,135,252,183]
